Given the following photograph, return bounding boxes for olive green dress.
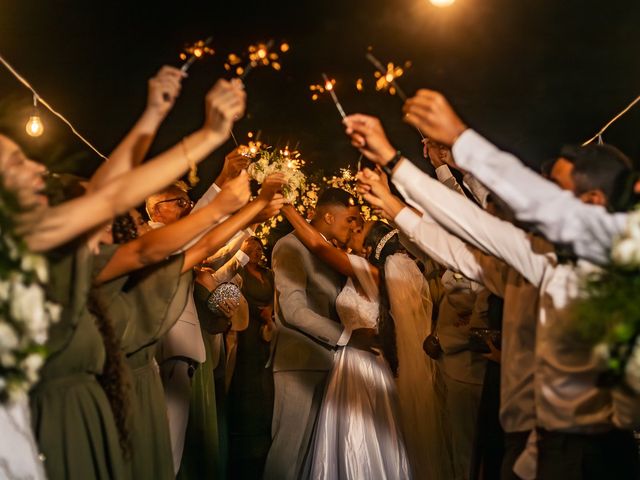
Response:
[30,241,127,480]
[228,267,275,479]
[177,282,230,480]
[92,244,192,480]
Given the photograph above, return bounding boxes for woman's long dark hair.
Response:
[364,221,402,376]
[88,293,132,457]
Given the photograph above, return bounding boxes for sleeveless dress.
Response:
[308,254,412,480]
[92,244,192,480]
[30,242,127,480]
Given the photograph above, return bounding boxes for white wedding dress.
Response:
[308,254,412,480]
[0,400,47,480]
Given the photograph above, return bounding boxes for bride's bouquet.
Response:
[571,207,640,392]
[0,183,60,403]
[244,143,307,204]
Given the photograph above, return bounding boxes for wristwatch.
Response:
[382,151,402,176]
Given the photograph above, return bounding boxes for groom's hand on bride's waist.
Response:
[348,328,381,355]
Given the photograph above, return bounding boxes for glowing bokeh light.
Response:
[25,114,44,137]
[430,0,455,6]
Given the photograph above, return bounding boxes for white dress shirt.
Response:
[392,159,640,432]
[450,129,627,265]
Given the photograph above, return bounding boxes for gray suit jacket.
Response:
[271,232,345,372]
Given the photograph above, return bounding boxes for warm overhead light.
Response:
[25,94,44,137]
[430,0,456,6]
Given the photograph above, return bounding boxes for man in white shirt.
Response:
[397,89,638,265]
[345,114,640,479]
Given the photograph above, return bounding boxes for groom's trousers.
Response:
[263,370,327,480]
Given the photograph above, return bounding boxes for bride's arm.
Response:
[281,205,379,282]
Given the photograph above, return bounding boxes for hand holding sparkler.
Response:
[402,89,468,147]
[147,66,186,118]
[203,78,247,140]
[343,114,397,166]
[162,37,215,101]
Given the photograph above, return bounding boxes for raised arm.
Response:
[280,204,379,286]
[345,114,549,287]
[401,89,626,265]
[88,66,185,191]
[182,175,286,272]
[19,78,246,252]
[94,173,251,284]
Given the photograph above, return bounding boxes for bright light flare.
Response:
[25,114,44,137]
[429,0,455,6]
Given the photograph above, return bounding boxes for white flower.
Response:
[611,238,640,267]
[0,280,9,302]
[0,322,19,354]
[626,336,640,394]
[7,383,27,404]
[627,211,640,241]
[21,353,44,383]
[21,254,48,283]
[1,352,17,368]
[10,281,46,326]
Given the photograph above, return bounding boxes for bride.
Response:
[282,204,412,479]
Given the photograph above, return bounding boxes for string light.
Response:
[583,94,640,146]
[0,52,107,159]
[25,94,44,137]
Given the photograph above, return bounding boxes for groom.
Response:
[264,188,371,480]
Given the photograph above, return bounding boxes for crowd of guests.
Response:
[1,60,639,480]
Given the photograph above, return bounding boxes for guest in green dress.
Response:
[228,237,276,479]
[30,241,128,480]
[92,234,192,480]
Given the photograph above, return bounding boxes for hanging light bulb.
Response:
[25,94,44,137]
[429,0,456,6]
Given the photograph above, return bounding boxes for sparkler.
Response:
[179,37,215,73]
[320,74,347,120]
[365,51,410,101]
[163,37,215,102]
[366,49,425,141]
[225,41,290,80]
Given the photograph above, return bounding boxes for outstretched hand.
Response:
[343,114,397,165]
[259,173,287,200]
[146,66,186,118]
[403,90,468,147]
[216,147,252,186]
[216,170,251,216]
[356,168,406,221]
[203,78,247,138]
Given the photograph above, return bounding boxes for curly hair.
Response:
[364,221,402,376]
[87,292,132,456]
[112,213,138,244]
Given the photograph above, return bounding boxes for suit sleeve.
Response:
[273,239,345,347]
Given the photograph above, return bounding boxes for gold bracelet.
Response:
[181,138,200,187]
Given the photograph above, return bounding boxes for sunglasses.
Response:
[155,197,194,209]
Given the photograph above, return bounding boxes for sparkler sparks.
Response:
[365,51,411,100]
[310,74,347,120]
[224,41,290,79]
[178,37,215,72]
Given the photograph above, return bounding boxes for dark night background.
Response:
[1,0,639,200]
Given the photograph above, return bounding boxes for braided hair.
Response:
[364,221,402,376]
